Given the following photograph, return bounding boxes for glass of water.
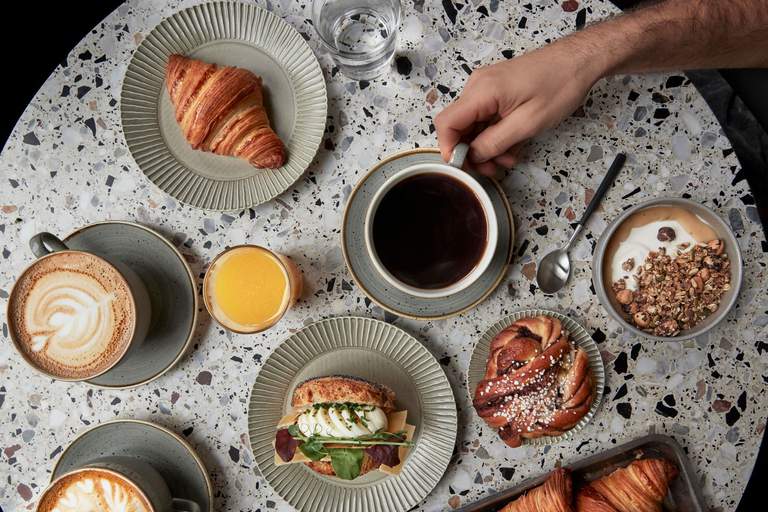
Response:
[311,0,401,80]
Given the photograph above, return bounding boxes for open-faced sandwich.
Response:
[273,376,415,480]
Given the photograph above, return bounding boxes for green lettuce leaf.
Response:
[298,439,328,461]
[328,448,364,480]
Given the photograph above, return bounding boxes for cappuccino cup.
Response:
[364,143,499,298]
[36,456,199,512]
[7,232,151,381]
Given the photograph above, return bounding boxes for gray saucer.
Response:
[342,148,515,320]
[52,419,212,511]
[63,221,198,388]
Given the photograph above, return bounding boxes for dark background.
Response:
[1,1,764,510]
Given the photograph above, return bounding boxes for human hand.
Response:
[435,41,603,176]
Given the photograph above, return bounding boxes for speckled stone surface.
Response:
[1,1,766,511]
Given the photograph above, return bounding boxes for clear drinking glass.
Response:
[311,0,401,80]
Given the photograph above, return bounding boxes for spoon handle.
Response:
[577,152,626,227]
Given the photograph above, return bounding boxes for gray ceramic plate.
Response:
[64,221,197,388]
[342,148,514,320]
[52,419,212,511]
[467,309,605,446]
[121,1,327,211]
[248,316,457,512]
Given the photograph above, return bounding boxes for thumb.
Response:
[468,105,537,163]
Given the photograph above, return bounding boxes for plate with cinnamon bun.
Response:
[468,310,604,447]
[121,1,327,211]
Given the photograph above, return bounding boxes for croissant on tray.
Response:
[575,458,679,512]
[473,316,594,447]
[165,54,286,168]
[501,468,574,512]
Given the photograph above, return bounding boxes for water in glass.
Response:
[312,0,401,80]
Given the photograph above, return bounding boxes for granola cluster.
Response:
[611,234,731,337]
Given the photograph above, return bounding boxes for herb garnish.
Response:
[287,424,411,447]
[282,423,413,480]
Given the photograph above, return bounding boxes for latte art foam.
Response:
[27,273,116,356]
[38,470,151,512]
[10,252,135,379]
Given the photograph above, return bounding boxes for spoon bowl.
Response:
[534,153,626,294]
[536,248,572,294]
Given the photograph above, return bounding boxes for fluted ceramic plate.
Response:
[248,316,457,512]
[121,1,327,211]
[467,309,605,446]
[342,148,514,320]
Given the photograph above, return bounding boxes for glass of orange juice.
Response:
[203,245,302,333]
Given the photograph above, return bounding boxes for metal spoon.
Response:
[536,153,627,294]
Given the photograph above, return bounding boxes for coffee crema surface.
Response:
[10,252,135,379]
[37,469,152,512]
[372,173,487,289]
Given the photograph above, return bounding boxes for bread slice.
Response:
[291,375,396,412]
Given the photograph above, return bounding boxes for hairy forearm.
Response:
[560,0,768,80]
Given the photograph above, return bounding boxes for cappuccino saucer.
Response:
[342,148,514,320]
[63,221,198,388]
[52,419,213,511]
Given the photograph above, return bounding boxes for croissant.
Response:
[165,54,286,168]
[473,316,594,447]
[575,458,678,512]
[501,468,574,512]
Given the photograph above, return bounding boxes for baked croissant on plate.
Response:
[501,468,573,512]
[575,458,678,512]
[165,54,286,168]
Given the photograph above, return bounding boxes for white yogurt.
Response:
[610,220,697,291]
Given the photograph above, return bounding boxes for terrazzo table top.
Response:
[1,0,767,510]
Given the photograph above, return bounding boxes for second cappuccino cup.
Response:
[7,232,151,381]
[36,456,199,512]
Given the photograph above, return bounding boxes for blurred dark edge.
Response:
[0,1,764,510]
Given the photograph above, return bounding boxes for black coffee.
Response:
[372,173,487,289]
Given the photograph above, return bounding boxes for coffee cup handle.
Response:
[448,142,470,169]
[172,498,201,512]
[30,232,69,257]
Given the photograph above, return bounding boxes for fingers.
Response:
[493,144,525,168]
[468,105,537,164]
[469,144,524,177]
[435,98,475,162]
[472,160,499,177]
[435,91,499,162]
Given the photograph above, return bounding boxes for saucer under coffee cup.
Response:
[49,419,212,511]
[364,142,499,298]
[7,232,151,381]
[37,455,200,512]
[36,456,200,512]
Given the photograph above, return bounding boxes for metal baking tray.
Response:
[458,434,706,511]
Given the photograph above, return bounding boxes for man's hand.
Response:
[435,0,768,176]
[435,43,599,176]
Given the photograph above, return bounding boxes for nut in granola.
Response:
[611,238,730,336]
[657,226,676,242]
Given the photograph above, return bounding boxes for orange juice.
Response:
[204,246,302,333]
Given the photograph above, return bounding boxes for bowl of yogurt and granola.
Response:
[593,197,742,341]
